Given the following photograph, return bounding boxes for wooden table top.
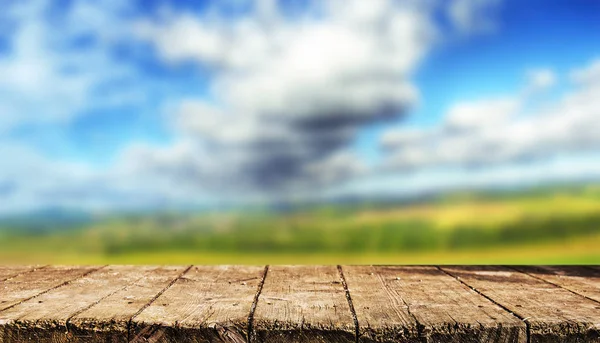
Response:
[0,265,599,342]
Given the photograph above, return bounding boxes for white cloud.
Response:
[95,0,506,199]
[0,142,97,214]
[332,154,600,200]
[525,68,557,93]
[381,59,600,172]
[0,0,141,131]
[444,98,519,131]
[0,0,515,212]
[135,15,227,66]
[0,139,222,214]
[448,0,501,34]
[133,0,440,193]
[570,59,600,86]
[380,128,433,150]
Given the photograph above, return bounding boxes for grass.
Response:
[1,185,600,264]
[2,233,599,265]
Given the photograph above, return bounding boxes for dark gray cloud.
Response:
[130,0,443,194]
[0,0,510,213]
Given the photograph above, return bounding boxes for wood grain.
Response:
[1,265,599,342]
[513,266,600,303]
[343,266,526,343]
[0,266,43,282]
[0,265,155,343]
[0,265,99,312]
[131,265,265,343]
[70,265,189,342]
[252,265,355,343]
[441,266,600,343]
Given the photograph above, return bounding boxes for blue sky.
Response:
[1,0,600,213]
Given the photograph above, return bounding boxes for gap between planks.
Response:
[508,266,600,307]
[0,265,48,283]
[0,265,536,343]
[64,271,158,335]
[437,266,532,343]
[69,265,270,343]
[3,265,598,342]
[126,265,194,341]
[0,265,107,313]
[247,265,270,343]
[131,265,600,343]
[337,265,360,343]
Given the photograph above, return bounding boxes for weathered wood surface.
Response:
[0,265,598,343]
[252,265,355,343]
[0,265,99,312]
[0,266,172,342]
[343,266,526,343]
[0,266,43,283]
[131,265,265,343]
[513,266,600,303]
[440,266,600,343]
[72,265,189,342]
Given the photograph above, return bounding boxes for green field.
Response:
[1,185,600,264]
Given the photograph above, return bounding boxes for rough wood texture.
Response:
[513,266,600,303]
[441,266,600,343]
[0,266,43,283]
[70,265,189,342]
[131,265,265,343]
[252,265,355,343]
[1,265,599,343]
[0,265,158,342]
[343,265,527,343]
[0,265,99,312]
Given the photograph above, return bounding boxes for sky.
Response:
[1,0,600,214]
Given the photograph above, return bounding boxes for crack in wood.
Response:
[337,265,360,343]
[438,266,531,343]
[126,265,193,342]
[0,265,48,283]
[248,265,269,343]
[508,265,600,306]
[1,265,598,343]
[0,265,106,314]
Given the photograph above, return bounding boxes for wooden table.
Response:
[0,265,599,342]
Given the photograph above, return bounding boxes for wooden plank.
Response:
[340,265,418,343]
[131,265,265,343]
[0,265,598,342]
[252,265,355,343]
[69,265,189,342]
[441,266,600,343]
[343,266,526,343]
[0,265,157,343]
[513,266,600,304]
[0,266,43,282]
[0,265,99,312]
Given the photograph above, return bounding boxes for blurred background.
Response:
[1,0,600,264]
